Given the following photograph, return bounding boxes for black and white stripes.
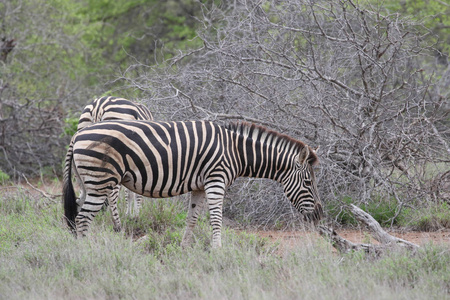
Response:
[76,96,153,229]
[63,120,323,248]
[78,96,153,130]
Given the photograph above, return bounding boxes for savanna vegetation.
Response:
[1,185,449,299]
[0,0,449,298]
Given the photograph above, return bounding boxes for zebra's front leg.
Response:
[134,194,143,216]
[181,191,206,248]
[125,189,143,217]
[109,185,122,232]
[125,189,133,216]
[205,182,226,249]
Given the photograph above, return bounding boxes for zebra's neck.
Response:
[229,124,298,182]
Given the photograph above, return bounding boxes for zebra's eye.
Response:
[296,161,305,170]
[304,179,312,187]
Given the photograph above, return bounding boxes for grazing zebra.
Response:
[76,96,153,230]
[63,120,323,248]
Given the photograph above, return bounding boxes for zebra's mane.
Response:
[226,122,319,165]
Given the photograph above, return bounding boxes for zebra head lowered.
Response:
[282,145,323,224]
[228,122,323,226]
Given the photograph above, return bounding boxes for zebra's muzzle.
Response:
[304,202,324,225]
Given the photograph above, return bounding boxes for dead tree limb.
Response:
[348,204,419,250]
[318,204,419,254]
[317,225,385,255]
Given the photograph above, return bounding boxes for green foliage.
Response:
[0,171,10,185]
[3,0,95,97]
[62,117,79,137]
[326,196,358,226]
[1,0,203,119]
[375,0,450,54]
[327,196,399,226]
[398,202,450,231]
[361,199,398,226]
[72,0,201,64]
[1,0,205,178]
[327,196,450,230]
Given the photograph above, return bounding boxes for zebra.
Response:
[76,96,153,230]
[63,120,323,248]
[78,96,153,130]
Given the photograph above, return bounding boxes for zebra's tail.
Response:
[63,136,77,234]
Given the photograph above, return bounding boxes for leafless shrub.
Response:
[0,96,65,179]
[118,0,449,227]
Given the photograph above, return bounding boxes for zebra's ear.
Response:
[297,146,310,165]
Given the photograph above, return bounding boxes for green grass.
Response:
[1,187,450,299]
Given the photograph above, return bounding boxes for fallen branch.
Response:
[318,204,419,255]
[348,204,419,250]
[318,225,384,255]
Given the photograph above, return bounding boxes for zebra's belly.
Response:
[121,172,204,198]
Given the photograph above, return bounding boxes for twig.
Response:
[22,175,60,203]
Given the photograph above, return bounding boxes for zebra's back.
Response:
[72,120,228,198]
[77,96,153,130]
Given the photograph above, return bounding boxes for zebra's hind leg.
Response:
[109,185,122,232]
[72,163,85,214]
[75,193,109,238]
[181,190,206,248]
